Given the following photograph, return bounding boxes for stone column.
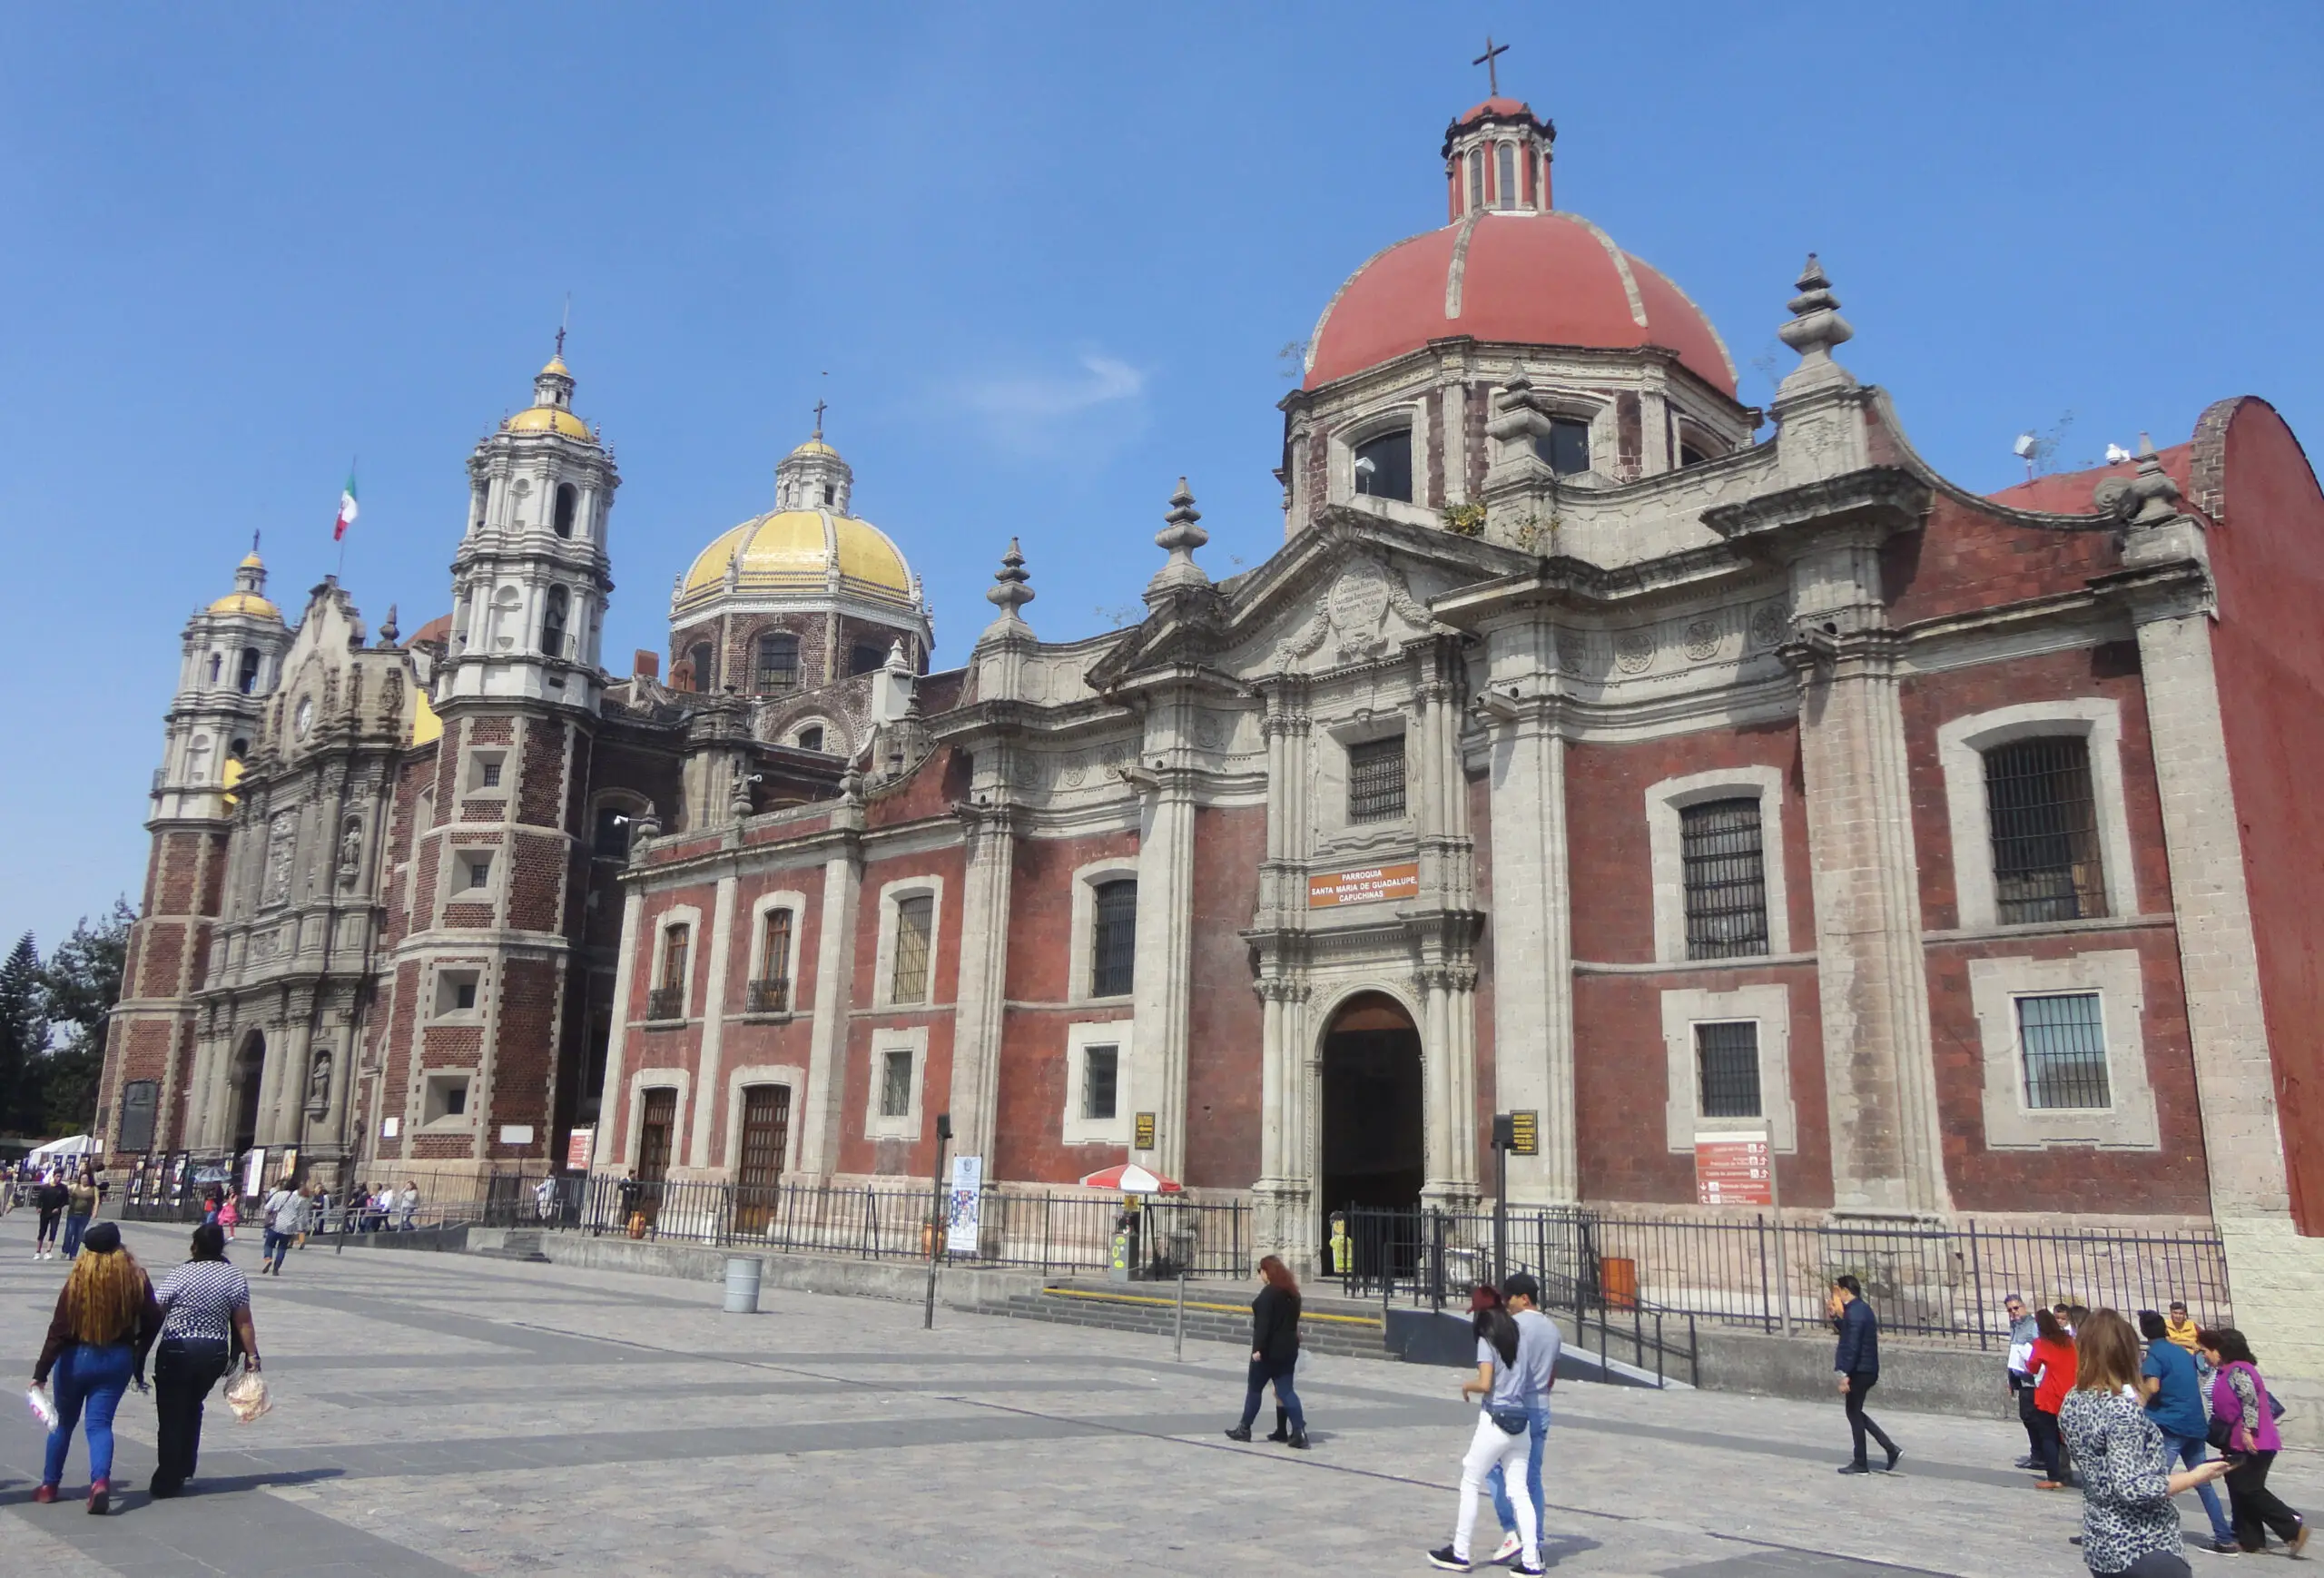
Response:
[258,1001,313,1151]
[592,886,645,1173]
[947,802,1018,1169]
[685,868,738,1170]
[798,830,862,1179]
[1787,532,1950,1217]
[1132,769,1196,1182]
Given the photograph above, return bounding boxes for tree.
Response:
[33,902,133,1137]
[0,932,48,1136]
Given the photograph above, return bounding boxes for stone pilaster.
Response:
[1131,745,1197,1182]
[685,870,738,1169]
[591,886,645,1172]
[947,799,1019,1166]
[797,810,863,1178]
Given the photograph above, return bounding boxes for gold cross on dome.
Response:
[1473,35,1509,96]
[812,398,828,438]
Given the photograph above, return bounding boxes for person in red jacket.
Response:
[2028,1306,2078,1489]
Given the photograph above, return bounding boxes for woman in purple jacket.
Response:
[2197,1327,2308,1556]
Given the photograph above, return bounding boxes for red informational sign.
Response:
[566,1127,596,1171]
[1694,1130,1774,1207]
[1308,862,1421,909]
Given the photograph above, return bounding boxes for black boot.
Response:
[1224,1424,1252,1442]
[1266,1406,1289,1443]
[1285,1428,1310,1450]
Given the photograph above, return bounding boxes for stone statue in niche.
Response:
[336,816,363,884]
[307,1050,333,1113]
[261,814,297,907]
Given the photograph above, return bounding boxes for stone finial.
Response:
[985,538,1035,623]
[2124,431,2184,526]
[1146,478,1210,598]
[883,636,911,675]
[377,604,400,647]
[1775,253,1856,399]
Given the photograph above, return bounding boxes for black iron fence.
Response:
[1335,1204,2231,1350]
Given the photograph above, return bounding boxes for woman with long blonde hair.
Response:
[29,1220,161,1514]
[2057,1308,2229,1577]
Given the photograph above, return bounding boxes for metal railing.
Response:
[1334,1204,2230,1351]
[645,986,684,1021]
[745,977,791,1013]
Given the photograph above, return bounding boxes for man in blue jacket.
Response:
[1831,1275,1901,1474]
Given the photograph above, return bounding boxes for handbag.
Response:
[2206,1414,2235,1453]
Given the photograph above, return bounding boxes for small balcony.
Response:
[645,986,685,1022]
[746,977,792,1014]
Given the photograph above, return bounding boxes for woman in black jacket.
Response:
[1224,1255,1307,1449]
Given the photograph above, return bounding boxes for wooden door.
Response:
[734,1085,791,1234]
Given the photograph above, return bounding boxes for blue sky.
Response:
[2,3,2319,948]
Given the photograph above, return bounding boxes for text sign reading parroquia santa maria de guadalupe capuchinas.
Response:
[1307,863,1421,909]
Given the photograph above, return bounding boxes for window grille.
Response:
[1347,736,1407,823]
[880,1049,914,1119]
[1681,797,1769,960]
[1694,1021,1762,1119]
[891,894,933,1002]
[755,634,799,691]
[467,858,492,890]
[1091,880,1137,997]
[1984,736,2105,924]
[2018,991,2111,1110]
[1083,1045,1119,1121]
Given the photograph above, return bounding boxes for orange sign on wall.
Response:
[1694,1130,1774,1207]
[1307,862,1421,909]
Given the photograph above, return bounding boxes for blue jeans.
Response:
[1237,1356,1305,1433]
[1490,1397,1550,1537]
[44,1342,134,1485]
[61,1213,91,1258]
[2162,1430,2235,1543]
[263,1228,292,1271]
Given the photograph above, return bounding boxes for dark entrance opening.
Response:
[1320,992,1424,1260]
[231,1033,265,1155]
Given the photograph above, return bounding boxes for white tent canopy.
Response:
[26,1135,96,1166]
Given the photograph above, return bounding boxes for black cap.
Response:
[80,1220,122,1255]
[1502,1271,1541,1302]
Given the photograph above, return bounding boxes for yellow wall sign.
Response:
[1307,862,1421,909]
[1134,1111,1157,1150]
[1508,1110,1539,1157]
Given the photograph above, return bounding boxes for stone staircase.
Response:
[468,1228,550,1263]
[988,1281,1390,1361]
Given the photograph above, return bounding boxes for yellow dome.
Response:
[238,551,264,569]
[208,590,281,618]
[505,405,593,439]
[541,354,570,377]
[789,438,837,458]
[677,508,917,612]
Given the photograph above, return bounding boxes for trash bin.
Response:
[1108,1208,1141,1283]
[723,1255,763,1314]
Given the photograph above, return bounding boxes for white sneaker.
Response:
[1491,1534,1522,1564]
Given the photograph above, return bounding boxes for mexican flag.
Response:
[333,472,359,540]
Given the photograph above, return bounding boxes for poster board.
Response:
[945,1154,983,1256]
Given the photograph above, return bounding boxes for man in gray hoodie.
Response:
[2003,1294,2041,1469]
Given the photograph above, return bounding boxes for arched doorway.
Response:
[231,1032,265,1155]
[1319,991,1424,1252]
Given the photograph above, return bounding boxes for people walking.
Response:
[29,1221,161,1514]
[200,1186,222,1228]
[1428,1297,1543,1574]
[2029,1305,2078,1488]
[1224,1255,1307,1449]
[61,1167,98,1259]
[1831,1275,1900,1474]
[261,1178,297,1272]
[2004,1293,2043,1469]
[149,1222,260,1497]
[2060,1309,2230,1578]
[218,1190,240,1242]
[397,1180,420,1231]
[1485,1273,1561,1566]
[2200,1327,2309,1556]
[2133,1309,2236,1553]
[34,1171,69,1258]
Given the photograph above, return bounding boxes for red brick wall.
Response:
[489,957,561,1158]
[1884,494,2127,627]
[2199,398,2324,1229]
[834,839,966,1177]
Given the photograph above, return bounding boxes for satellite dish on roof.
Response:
[2013,432,2040,459]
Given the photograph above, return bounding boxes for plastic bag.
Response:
[222,1364,271,1424]
[25,1383,56,1430]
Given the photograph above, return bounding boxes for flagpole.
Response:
[336,457,356,580]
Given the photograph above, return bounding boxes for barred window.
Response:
[2018,991,2111,1110]
[891,894,933,1003]
[1347,736,1407,823]
[755,633,799,691]
[1082,1045,1119,1122]
[1091,879,1137,997]
[1694,1021,1762,1119]
[1984,736,2105,925]
[1681,797,1768,960]
[880,1048,915,1119]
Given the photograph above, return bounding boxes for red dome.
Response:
[1304,211,1738,396]
[1458,96,1531,125]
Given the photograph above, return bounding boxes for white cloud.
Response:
[950,350,1148,459]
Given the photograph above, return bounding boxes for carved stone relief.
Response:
[261,814,297,907]
[1613,628,1656,675]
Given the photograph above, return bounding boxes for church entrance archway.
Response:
[230,1032,265,1155]
[1318,991,1424,1257]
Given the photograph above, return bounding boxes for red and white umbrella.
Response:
[1078,1163,1182,1195]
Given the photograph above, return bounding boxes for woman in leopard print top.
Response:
[2057,1311,2229,1577]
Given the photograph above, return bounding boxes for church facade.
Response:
[103,94,2324,1353]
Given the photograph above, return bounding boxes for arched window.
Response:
[795,725,825,753]
[237,649,262,694]
[1090,878,1137,997]
[755,633,800,691]
[686,642,714,691]
[541,586,570,657]
[822,483,835,506]
[206,653,222,685]
[552,483,578,538]
[1354,429,1413,502]
[1467,147,1485,213]
[1496,142,1517,209]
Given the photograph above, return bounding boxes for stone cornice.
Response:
[1701,466,1930,549]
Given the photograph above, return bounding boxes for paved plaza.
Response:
[3,1214,2316,1577]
